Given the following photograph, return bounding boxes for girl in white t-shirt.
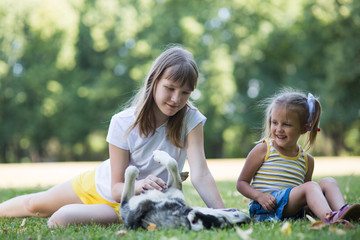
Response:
[0,46,225,227]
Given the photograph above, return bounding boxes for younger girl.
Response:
[236,90,360,223]
[0,46,225,227]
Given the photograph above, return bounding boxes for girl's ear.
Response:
[301,123,310,134]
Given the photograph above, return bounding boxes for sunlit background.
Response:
[0,0,359,163]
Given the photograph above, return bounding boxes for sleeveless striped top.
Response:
[251,138,308,193]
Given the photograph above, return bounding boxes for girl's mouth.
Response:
[167,103,178,109]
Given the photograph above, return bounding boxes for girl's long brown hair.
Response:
[129,46,198,148]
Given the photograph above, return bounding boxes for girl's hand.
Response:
[135,175,167,194]
[257,193,277,212]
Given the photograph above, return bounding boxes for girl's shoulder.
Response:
[184,105,206,125]
[304,152,314,173]
[248,142,268,160]
[185,104,205,117]
[114,107,135,118]
[108,107,137,132]
[305,152,314,162]
[254,141,268,154]
[298,145,313,160]
[111,107,136,122]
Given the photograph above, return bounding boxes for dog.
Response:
[120,150,251,230]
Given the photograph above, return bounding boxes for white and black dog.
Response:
[120,150,250,230]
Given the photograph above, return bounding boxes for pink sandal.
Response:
[324,203,360,223]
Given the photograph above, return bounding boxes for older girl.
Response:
[0,46,225,227]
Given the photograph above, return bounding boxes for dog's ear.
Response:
[180,172,189,182]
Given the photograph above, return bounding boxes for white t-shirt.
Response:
[94,106,206,203]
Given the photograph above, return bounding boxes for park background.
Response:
[1,0,359,164]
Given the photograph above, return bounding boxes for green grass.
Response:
[1,176,359,239]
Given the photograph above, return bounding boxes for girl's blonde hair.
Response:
[129,45,198,148]
[260,88,321,150]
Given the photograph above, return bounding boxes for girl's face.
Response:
[270,105,305,154]
[153,77,192,125]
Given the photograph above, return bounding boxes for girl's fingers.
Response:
[142,179,166,191]
[263,199,276,212]
[154,178,167,189]
[263,205,268,212]
[264,204,270,212]
[149,182,162,191]
[148,176,167,190]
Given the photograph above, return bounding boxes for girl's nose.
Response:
[171,92,181,103]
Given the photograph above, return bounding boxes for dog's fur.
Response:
[120,150,251,230]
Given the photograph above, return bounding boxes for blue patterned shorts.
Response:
[249,188,304,222]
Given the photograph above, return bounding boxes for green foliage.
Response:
[1,176,360,239]
[0,0,359,162]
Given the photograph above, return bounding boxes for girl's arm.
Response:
[236,143,276,212]
[110,144,167,202]
[110,143,130,203]
[186,123,225,209]
[304,154,314,182]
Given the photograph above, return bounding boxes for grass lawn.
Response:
[0,175,359,239]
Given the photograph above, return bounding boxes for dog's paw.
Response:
[187,210,204,231]
[125,166,139,179]
[153,150,172,163]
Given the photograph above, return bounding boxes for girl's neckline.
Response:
[270,139,301,159]
[156,120,167,129]
[132,106,168,129]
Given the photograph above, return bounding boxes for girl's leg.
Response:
[48,204,120,228]
[283,181,332,221]
[0,180,82,218]
[318,177,346,211]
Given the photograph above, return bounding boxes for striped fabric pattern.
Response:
[251,138,308,193]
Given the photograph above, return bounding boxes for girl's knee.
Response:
[24,194,51,217]
[47,214,59,228]
[48,214,64,228]
[319,177,338,188]
[303,181,320,190]
[300,181,323,195]
[47,206,72,228]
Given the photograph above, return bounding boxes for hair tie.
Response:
[307,93,315,131]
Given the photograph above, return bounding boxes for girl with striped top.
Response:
[236,89,360,223]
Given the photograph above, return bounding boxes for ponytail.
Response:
[306,94,321,149]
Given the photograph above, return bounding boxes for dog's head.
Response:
[187,208,251,230]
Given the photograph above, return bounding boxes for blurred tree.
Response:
[299,0,360,155]
[0,0,359,163]
[272,0,360,155]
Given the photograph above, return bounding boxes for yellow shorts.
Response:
[72,169,120,218]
